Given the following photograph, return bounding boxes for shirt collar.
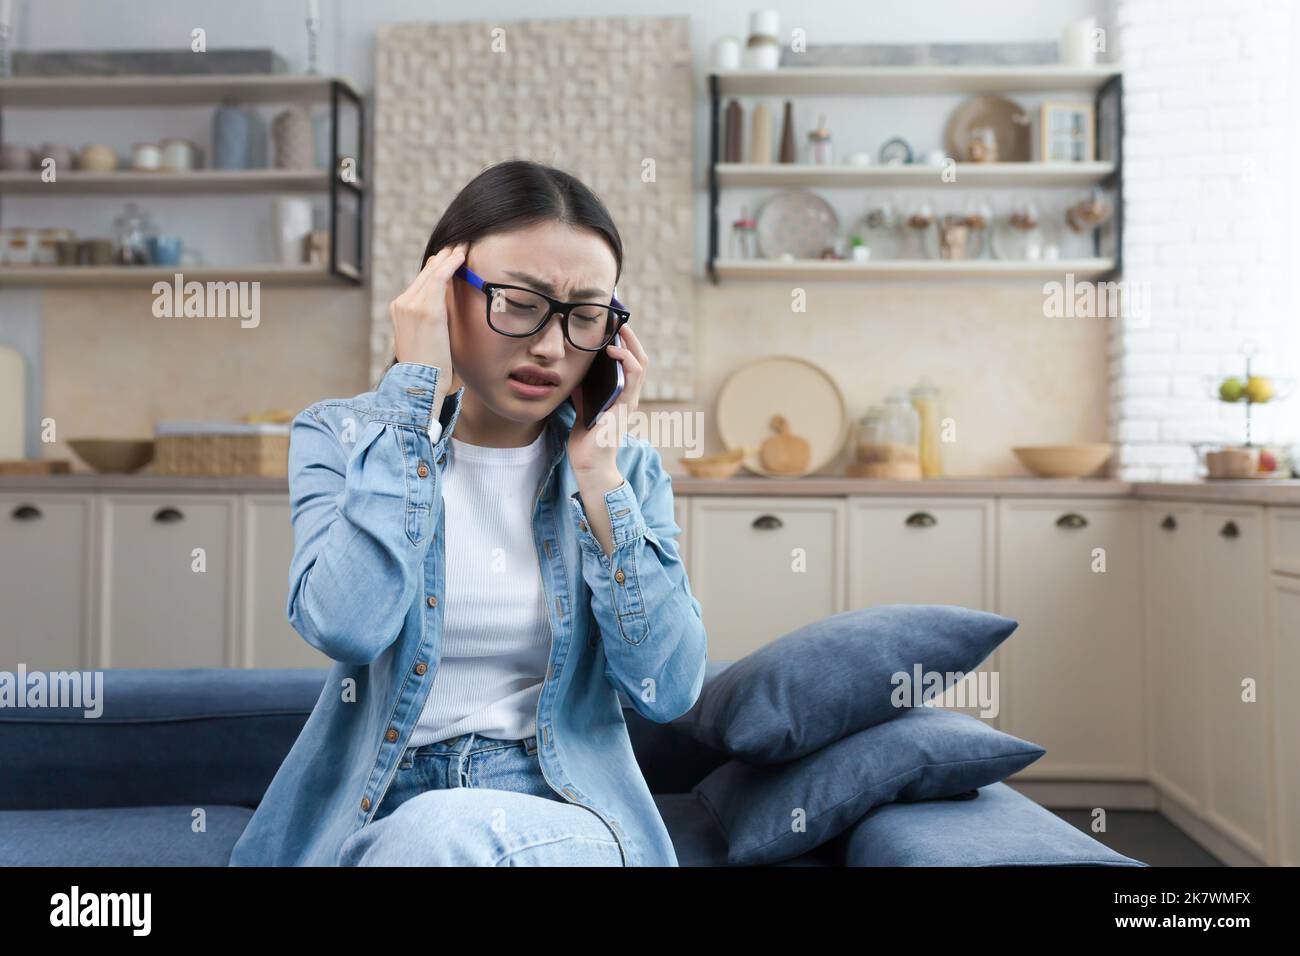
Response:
[439,387,577,455]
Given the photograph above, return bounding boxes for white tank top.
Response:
[408,426,553,746]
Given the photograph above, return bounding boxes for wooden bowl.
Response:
[1013,443,1112,478]
[680,448,746,480]
[67,438,155,474]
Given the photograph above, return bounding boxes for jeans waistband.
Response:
[406,731,539,759]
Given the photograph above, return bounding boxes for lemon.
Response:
[1245,375,1274,403]
[1219,377,1244,402]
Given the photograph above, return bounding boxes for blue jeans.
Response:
[337,732,624,866]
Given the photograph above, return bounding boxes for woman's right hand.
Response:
[390,241,467,398]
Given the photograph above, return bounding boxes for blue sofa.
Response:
[0,663,1145,866]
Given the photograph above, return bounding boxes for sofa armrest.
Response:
[0,668,328,812]
[832,782,1147,867]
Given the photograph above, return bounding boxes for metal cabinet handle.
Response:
[11,503,42,521]
[751,514,783,530]
[1160,515,1177,531]
[1220,520,1240,539]
[1056,512,1088,529]
[905,511,937,528]
[153,507,185,524]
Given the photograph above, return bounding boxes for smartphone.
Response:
[578,330,625,430]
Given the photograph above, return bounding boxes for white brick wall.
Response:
[1111,0,1300,480]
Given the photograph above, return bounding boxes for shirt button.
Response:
[437,453,447,465]
[579,521,588,532]
[417,462,429,478]
[427,595,438,607]
[614,569,625,584]
[386,727,398,742]
[415,661,428,675]
[360,797,371,811]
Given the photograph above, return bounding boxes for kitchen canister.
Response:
[743,10,781,70]
[213,99,251,169]
[1061,16,1098,66]
[272,196,314,264]
[712,36,742,70]
[0,143,34,170]
[160,138,199,171]
[131,143,162,171]
[79,143,119,172]
[39,142,76,171]
[272,105,316,169]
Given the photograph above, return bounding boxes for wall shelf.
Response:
[716,161,1117,189]
[707,65,1124,283]
[0,263,358,286]
[713,258,1117,280]
[0,74,366,285]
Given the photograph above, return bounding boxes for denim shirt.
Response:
[227,362,708,866]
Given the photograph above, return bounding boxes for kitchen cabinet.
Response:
[241,496,328,667]
[1271,507,1300,577]
[847,497,997,723]
[688,496,846,661]
[1142,502,1208,815]
[996,499,1144,779]
[0,493,94,670]
[1271,573,1300,867]
[1198,504,1270,861]
[98,494,238,667]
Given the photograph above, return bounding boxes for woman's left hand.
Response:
[567,324,647,474]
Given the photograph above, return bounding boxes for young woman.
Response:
[228,160,708,867]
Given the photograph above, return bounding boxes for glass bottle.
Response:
[113,202,156,265]
[910,378,943,478]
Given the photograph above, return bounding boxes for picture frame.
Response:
[1039,101,1095,162]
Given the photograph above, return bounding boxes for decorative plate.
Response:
[755,190,840,260]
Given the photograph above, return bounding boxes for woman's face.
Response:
[449,221,619,428]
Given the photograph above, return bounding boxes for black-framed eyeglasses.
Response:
[454,263,629,352]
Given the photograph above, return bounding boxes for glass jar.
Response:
[853,391,921,479]
[730,205,758,259]
[112,201,156,265]
[910,378,943,478]
[807,113,833,165]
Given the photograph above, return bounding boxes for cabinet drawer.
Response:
[688,496,845,661]
[847,498,993,610]
[99,494,238,667]
[0,494,93,670]
[1271,508,1300,577]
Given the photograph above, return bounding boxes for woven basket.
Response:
[154,422,290,476]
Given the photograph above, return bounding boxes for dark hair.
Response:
[389,159,624,369]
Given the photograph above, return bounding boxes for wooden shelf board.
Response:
[0,73,362,107]
[713,65,1122,96]
[0,264,355,286]
[0,169,334,194]
[712,258,1117,280]
[715,161,1116,188]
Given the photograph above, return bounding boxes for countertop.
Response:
[4,472,1300,505]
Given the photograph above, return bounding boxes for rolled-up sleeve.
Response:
[568,444,708,723]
